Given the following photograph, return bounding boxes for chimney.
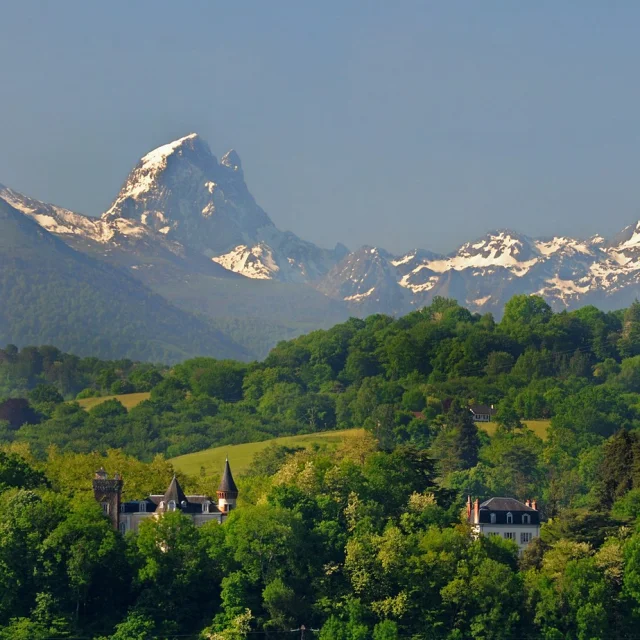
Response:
[525,499,531,508]
[466,495,472,521]
[473,498,480,524]
[531,499,538,511]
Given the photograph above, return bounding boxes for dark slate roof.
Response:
[121,498,156,513]
[477,497,540,525]
[480,497,535,512]
[469,404,496,415]
[218,458,238,494]
[163,475,188,505]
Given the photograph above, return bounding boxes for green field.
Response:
[76,392,151,411]
[170,428,365,477]
[481,419,551,439]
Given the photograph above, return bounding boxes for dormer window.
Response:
[139,501,147,513]
[120,504,125,513]
[522,514,530,524]
[490,513,496,524]
[506,512,513,524]
[202,502,210,514]
[168,500,176,511]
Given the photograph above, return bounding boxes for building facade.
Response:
[467,496,540,553]
[92,458,239,534]
[468,404,496,422]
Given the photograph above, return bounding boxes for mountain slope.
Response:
[0,199,246,363]
[102,134,341,282]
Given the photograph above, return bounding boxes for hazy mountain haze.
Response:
[2,1,640,254]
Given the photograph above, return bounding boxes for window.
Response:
[139,501,147,513]
[119,522,127,535]
[168,500,176,511]
[504,532,515,540]
[120,504,125,513]
[506,512,513,524]
[101,502,110,515]
[490,513,496,524]
[522,514,530,524]
[521,532,532,544]
[202,502,210,514]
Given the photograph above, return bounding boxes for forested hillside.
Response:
[2,405,640,638]
[5,295,640,636]
[3,293,640,461]
[0,199,247,363]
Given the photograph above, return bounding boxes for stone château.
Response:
[92,458,239,534]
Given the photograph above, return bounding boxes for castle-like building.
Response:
[93,458,239,534]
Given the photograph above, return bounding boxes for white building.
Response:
[467,496,540,553]
[93,458,239,534]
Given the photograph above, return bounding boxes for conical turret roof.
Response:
[218,458,238,494]
[163,475,188,505]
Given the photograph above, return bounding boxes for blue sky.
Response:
[1,1,640,254]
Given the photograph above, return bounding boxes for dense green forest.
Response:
[5,294,640,637]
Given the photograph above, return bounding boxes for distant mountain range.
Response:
[3,132,640,361]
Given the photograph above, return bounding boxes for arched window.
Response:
[168,500,176,512]
[202,502,210,514]
[101,502,110,515]
[119,522,127,535]
[506,512,513,524]
[490,513,496,524]
[139,501,147,513]
[522,514,530,524]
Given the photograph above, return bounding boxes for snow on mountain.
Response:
[102,134,338,282]
[316,246,410,315]
[317,227,640,317]
[0,183,182,253]
[7,133,640,319]
[212,243,279,280]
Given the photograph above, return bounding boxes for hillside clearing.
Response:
[76,392,151,411]
[171,428,365,477]
[481,419,551,439]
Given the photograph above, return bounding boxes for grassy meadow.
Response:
[171,428,365,477]
[480,419,551,439]
[76,392,151,411]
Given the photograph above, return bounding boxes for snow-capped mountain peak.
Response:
[8,133,640,319]
[1,134,339,284]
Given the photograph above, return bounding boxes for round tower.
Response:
[217,457,238,513]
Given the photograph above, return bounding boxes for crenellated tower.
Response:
[92,467,122,530]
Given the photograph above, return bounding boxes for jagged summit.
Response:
[221,149,242,172]
[0,133,340,284]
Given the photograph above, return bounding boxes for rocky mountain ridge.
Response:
[321,228,640,317]
[4,133,640,326]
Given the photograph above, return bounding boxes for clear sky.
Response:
[1,1,640,254]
